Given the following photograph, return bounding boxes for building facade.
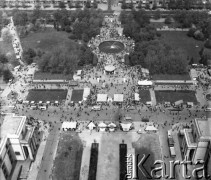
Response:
[0,114,39,180]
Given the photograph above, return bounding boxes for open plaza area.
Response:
[1,3,211,180]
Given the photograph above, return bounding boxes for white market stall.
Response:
[87,122,96,130]
[83,88,90,101]
[145,125,158,132]
[138,80,153,86]
[134,93,139,101]
[77,70,82,76]
[104,65,116,74]
[120,123,132,132]
[62,121,77,131]
[98,122,107,131]
[97,94,108,102]
[108,122,116,132]
[114,94,124,102]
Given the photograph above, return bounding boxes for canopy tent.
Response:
[107,97,113,102]
[174,100,183,106]
[187,102,194,107]
[134,93,139,101]
[87,122,96,130]
[62,121,77,131]
[83,88,90,101]
[114,94,124,102]
[145,125,158,131]
[98,122,107,128]
[138,80,153,86]
[120,123,132,132]
[141,68,149,74]
[97,94,108,102]
[98,122,107,131]
[77,70,82,76]
[108,122,116,128]
[73,75,81,81]
[104,65,116,72]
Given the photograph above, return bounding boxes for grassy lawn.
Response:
[155,90,197,104]
[133,134,161,180]
[71,89,84,102]
[21,28,76,52]
[152,74,191,80]
[159,31,204,63]
[34,72,72,80]
[26,89,67,103]
[53,132,83,180]
[139,90,151,103]
[0,41,14,55]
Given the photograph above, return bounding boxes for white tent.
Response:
[104,65,116,72]
[87,122,96,130]
[108,122,116,128]
[77,70,82,76]
[145,125,158,131]
[62,121,77,130]
[83,88,90,100]
[114,94,124,102]
[120,123,132,132]
[141,68,149,74]
[97,94,108,102]
[107,97,113,102]
[138,80,153,86]
[134,93,139,101]
[73,75,81,81]
[98,122,107,131]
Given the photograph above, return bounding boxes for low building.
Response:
[181,118,211,165]
[0,114,39,180]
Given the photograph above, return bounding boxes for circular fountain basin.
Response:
[99,41,124,54]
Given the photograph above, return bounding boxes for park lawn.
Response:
[71,89,84,102]
[159,31,204,63]
[152,74,191,80]
[34,72,72,80]
[53,132,83,180]
[26,89,67,103]
[21,28,77,52]
[0,40,14,55]
[155,90,197,104]
[133,134,161,180]
[139,90,151,103]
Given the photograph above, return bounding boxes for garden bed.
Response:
[71,89,84,102]
[88,143,99,180]
[155,90,197,104]
[26,89,67,103]
[53,132,83,180]
[139,90,151,103]
[119,143,127,180]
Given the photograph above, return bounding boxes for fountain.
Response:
[99,41,124,54]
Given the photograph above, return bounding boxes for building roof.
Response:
[184,129,197,148]
[195,118,211,138]
[97,94,107,102]
[1,113,26,140]
[138,80,153,86]
[114,94,124,102]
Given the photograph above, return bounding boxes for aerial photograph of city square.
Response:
[1,0,211,180]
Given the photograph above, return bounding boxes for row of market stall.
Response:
[61,121,158,132]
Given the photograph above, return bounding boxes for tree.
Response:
[204,39,211,49]
[154,10,161,20]
[59,1,66,9]
[1,28,13,43]
[85,0,91,8]
[107,0,112,11]
[13,11,28,26]
[121,0,127,9]
[164,16,172,24]
[188,57,194,65]
[92,54,98,66]
[152,2,157,10]
[93,0,98,9]
[22,48,36,65]
[3,69,13,83]
[0,54,8,64]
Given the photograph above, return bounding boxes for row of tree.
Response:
[120,10,188,75]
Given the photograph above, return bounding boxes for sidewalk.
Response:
[27,130,49,180]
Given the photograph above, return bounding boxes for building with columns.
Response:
[0,114,39,180]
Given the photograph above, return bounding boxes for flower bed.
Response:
[119,143,127,180]
[88,143,99,180]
